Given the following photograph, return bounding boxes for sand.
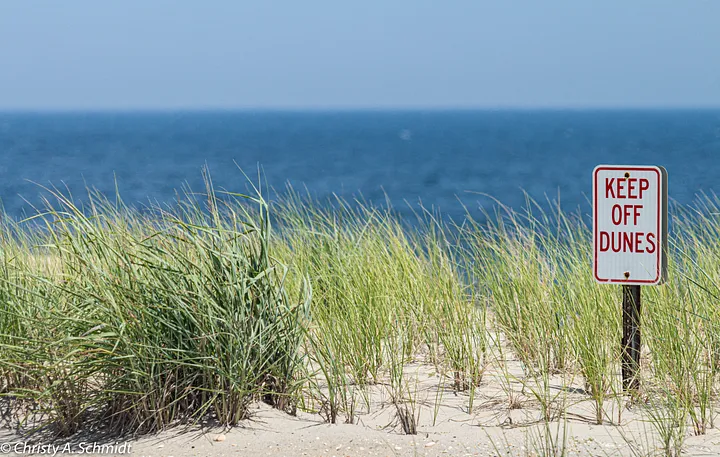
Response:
[3,349,720,456]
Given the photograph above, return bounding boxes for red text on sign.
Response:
[611,204,643,225]
[598,231,657,254]
[605,178,650,199]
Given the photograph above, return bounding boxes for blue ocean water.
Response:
[1,110,719,222]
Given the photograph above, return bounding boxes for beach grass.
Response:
[1,175,720,456]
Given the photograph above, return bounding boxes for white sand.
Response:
[2,344,720,456]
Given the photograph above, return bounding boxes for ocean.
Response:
[1,110,719,222]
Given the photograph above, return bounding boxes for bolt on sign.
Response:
[593,165,668,285]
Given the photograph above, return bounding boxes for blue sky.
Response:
[1,1,719,110]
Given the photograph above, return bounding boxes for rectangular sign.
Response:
[593,165,668,285]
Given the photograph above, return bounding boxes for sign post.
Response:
[593,165,668,392]
[621,284,641,391]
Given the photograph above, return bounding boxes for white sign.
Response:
[593,165,668,285]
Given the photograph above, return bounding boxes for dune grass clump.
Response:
[273,191,483,420]
[465,194,720,446]
[468,205,576,378]
[0,181,309,435]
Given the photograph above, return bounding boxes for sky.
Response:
[1,1,719,110]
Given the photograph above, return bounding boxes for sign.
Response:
[593,165,668,285]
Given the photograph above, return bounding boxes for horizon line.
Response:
[2,105,720,114]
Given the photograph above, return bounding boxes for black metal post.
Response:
[621,285,641,392]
